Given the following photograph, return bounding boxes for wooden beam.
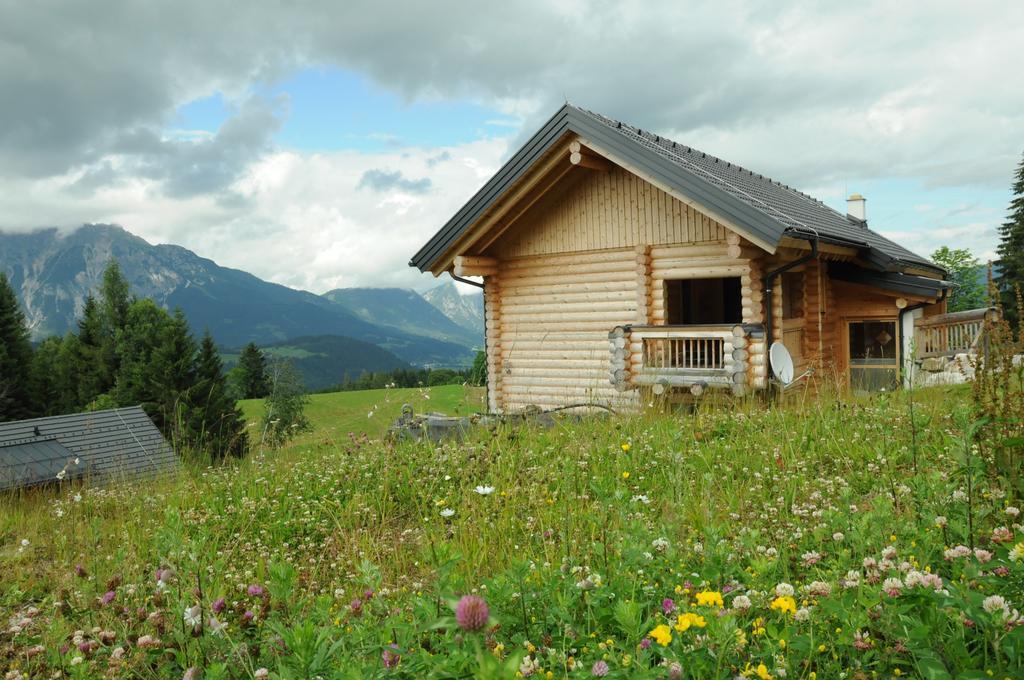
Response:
[779,236,858,258]
[432,141,574,273]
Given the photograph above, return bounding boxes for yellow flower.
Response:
[648,624,673,647]
[1010,541,1024,562]
[817,644,826,653]
[770,596,797,616]
[894,670,902,677]
[674,612,707,632]
[546,672,554,680]
[756,663,773,680]
[779,639,786,649]
[695,590,724,608]
[622,471,630,479]
[621,654,632,667]
[621,443,631,452]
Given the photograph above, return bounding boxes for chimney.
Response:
[847,193,867,223]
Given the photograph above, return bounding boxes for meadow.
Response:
[1,383,1022,679]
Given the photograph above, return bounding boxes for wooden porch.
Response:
[609,323,767,396]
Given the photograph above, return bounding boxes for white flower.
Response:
[651,537,669,553]
[731,595,752,611]
[73,493,82,503]
[1006,507,1021,519]
[183,605,202,628]
[983,595,1010,617]
[952,489,968,503]
[56,469,67,481]
[20,539,29,547]
[632,494,651,505]
[832,532,844,542]
[208,617,226,635]
[70,656,84,666]
[794,607,811,622]
[439,508,455,518]
[474,486,495,496]
[933,516,948,529]
[73,458,80,465]
[775,583,795,598]
[254,670,270,680]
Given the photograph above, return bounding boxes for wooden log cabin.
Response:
[411,105,959,412]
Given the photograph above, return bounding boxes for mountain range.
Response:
[0,224,483,372]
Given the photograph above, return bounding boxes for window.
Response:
[848,320,899,392]
[664,277,742,325]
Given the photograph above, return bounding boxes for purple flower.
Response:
[381,644,401,669]
[364,588,375,600]
[640,637,652,650]
[242,610,254,623]
[212,597,226,614]
[662,598,676,615]
[247,584,265,597]
[78,641,91,654]
[350,598,363,616]
[74,564,87,578]
[454,595,489,632]
[101,590,116,605]
[592,660,610,677]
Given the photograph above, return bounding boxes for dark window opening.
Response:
[664,277,742,325]
[781,272,804,320]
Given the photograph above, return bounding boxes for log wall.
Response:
[493,166,729,258]
[488,248,641,411]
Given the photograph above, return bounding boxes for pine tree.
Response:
[74,295,108,403]
[193,331,248,459]
[98,260,132,383]
[996,152,1024,326]
[0,273,34,421]
[148,308,197,444]
[237,342,270,398]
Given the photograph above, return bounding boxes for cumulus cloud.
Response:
[0,0,1020,287]
[357,169,432,194]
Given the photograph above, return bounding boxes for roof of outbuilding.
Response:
[0,406,177,491]
[411,104,944,277]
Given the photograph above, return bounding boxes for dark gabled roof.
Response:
[0,406,177,491]
[411,104,945,277]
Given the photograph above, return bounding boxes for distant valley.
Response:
[0,225,483,383]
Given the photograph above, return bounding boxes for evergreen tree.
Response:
[98,260,132,383]
[237,342,270,398]
[0,273,34,421]
[193,331,248,459]
[74,295,108,402]
[996,152,1024,326]
[931,247,986,313]
[148,308,198,444]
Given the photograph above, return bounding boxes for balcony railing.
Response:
[914,308,998,359]
[609,324,766,396]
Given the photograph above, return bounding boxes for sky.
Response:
[0,1,1021,294]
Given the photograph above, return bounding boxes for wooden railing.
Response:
[609,324,767,396]
[914,308,998,359]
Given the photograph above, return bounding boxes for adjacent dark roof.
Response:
[828,263,953,299]
[0,406,177,491]
[411,104,945,278]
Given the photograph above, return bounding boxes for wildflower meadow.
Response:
[1,384,1023,678]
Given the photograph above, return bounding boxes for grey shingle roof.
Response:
[0,406,177,491]
[411,104,944,277]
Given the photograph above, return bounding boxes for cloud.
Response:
[357,169,432,194]
[0,0,1020,287]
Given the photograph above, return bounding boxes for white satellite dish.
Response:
[769,342,795,385]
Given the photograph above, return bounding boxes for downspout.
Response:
[898,287,947,386]
[763,233,819,378]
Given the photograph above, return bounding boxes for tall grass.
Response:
[1,385,1021,678]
